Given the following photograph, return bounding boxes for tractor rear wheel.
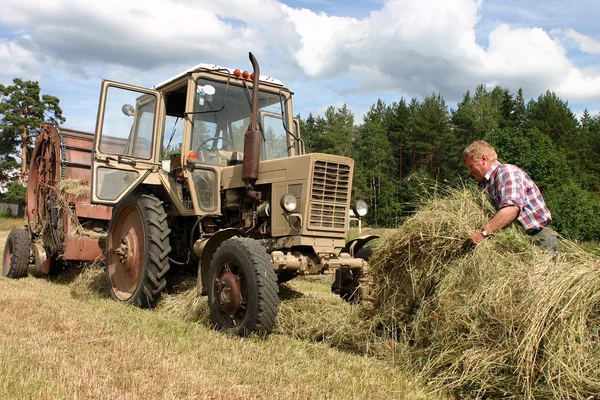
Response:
[2,228,30,278]
[105,193,171,308]
[208,237,279,336]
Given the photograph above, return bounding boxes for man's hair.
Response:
[462,140,498,164]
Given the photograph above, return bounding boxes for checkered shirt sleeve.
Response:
[486,163,552,231]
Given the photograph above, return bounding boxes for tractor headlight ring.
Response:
[353,199,368,218]
[280,193,297,213]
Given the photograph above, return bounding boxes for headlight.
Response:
[280,193,297,212]
[353,199,368,217]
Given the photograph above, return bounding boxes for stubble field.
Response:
[0,221,433,400]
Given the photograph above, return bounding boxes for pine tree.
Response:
[298,112,327,153]
[0,78,65,183]
[355,99,399,225]
[526,90,578,146]
[408,93,451,179]
[580,108,593,132]
[323,104,355,157]
[385,98,410,181]
[511,88,527,128]
[472,84,503,135]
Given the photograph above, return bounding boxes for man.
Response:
[462,140,558,252]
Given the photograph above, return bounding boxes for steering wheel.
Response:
[197,136,234,153]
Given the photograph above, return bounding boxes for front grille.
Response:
[309,160,351,231]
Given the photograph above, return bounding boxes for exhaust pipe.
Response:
[242,52,261,200]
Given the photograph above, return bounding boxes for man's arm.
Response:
[471,205,520,244]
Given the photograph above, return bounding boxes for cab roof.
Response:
[153,63,284,90]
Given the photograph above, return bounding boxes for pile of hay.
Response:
[69,261,109,300]
[275,286,376,352]
[57,179,106,239]
[156,277,380,353]
[57,178,92,198]
[157,278,211,323]
[369,186,600,398]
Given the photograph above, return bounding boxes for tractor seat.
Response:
[228,151,243,166]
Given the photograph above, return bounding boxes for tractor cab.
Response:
[90,62,301,215]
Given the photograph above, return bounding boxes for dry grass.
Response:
[68,261,109,300]
[369,186,600,399]
[0,218,24,233]
[157,275,375,350]
[57,178,91,198]
[54,179,106,239]
[346,226,392,242]
[13,185,599,398]
[0,225,434,399]
[155,274,414,374]
[157,278,211,324]
[0,275,434,400]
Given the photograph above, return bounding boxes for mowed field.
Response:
[0,221,436,400]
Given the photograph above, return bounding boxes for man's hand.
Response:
[471,206,519,245]
[470,229,488,244]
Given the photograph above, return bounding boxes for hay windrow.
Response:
[156,279,385,354]
[275,291,375,352]
[369,186,496,321]
[69,260,109,300]
[65,184,600,398]
[369,186,600,398]
[157,279,211,324]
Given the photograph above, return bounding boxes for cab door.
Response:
[91,80,163,205]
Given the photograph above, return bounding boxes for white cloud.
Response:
[0,38,42,84]
[0,0,599,126]
[557,68,600,102]
[283,6,369,76]
[0,0,298,73]
[479,24,572,92]
[562,28,600,54]
[280,0,600,103]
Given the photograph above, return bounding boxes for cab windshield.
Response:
[190,77,290,165]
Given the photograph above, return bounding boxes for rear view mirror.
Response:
[121,104,135,117]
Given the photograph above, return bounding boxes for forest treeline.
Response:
[299,85,600,241]
[2,78,599,241]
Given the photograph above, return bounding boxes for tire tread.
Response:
[209,237,279,336]
[106,193,171,308]
[2,228,29,279]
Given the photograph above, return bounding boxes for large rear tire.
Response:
[2,228,29,278]
[208,237,279,336]
[105,193,171,308]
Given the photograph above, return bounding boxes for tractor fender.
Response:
[342,235,379,258]
[195,228,242,295]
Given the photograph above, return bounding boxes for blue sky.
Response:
[1,0,599,131]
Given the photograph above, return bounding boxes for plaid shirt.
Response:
[485,161,551,231]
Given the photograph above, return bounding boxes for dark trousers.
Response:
[527,227,559,253]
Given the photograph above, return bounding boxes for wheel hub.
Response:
[107,204,144,300]
[112,239,130,264]
[217,271,242,315]
[3,242,12,276]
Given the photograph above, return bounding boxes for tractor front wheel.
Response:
[208,237,279,336]
[105,193,171,308]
